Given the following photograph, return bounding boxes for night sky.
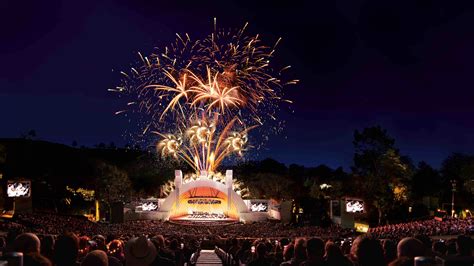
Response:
[2,0,474,169]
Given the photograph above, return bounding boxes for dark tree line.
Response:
[231,126,473,225]
[0,125,473,225]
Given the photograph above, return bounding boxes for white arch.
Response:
[160,179,248,213]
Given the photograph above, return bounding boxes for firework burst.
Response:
[114,19,297,172]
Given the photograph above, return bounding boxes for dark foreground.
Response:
[0,213,472,266]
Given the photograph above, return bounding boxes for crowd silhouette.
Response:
[0,214,472,266]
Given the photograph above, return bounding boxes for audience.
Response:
[150,237,175,266]
[168,239,185,266]
[397,237,425,260]
[248,243,272,266]
[124,236,156,266]
[382,239,398,264]
[369,217,473,241]
[353,236,386,266]
[54,232,80,266]
[13,233,52,266]
[227,237,239,260]
[432,240,447,257]
[40,235,54,262]
[107,239,125,263]
[0,236,6,254]
[0,214,472,266]
[9,213,354,239]
[281,238,306,265]
[456,235,472,256]
[388,256,412,266]
[300,237,325,266]
[324,241,352,266]
[236,240,253,265]
[81,250,108,266]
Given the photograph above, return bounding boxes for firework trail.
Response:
[113,19,297,173]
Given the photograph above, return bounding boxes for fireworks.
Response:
[161,172,250,198]
[114,19,297,172]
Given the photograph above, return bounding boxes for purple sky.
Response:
[1,0,474,169]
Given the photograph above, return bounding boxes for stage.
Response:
[169,217,239,226]
[124,170,280,223]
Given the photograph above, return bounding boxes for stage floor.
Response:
[169,215,239,226]
[172,216,236,221]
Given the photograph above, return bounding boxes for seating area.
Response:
[0,213,472,265]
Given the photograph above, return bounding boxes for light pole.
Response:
[450,179,457,217]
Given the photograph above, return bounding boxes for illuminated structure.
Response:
[161,170,245,220]
[125,170,280,223]
[116,21,295,223]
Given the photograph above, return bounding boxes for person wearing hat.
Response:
[125,236,157,266]
[150,238,175,266]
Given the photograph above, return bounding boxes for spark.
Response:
[114,20,297,172]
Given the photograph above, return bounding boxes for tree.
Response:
[108,142,116,149]
[20,129,37,139]
[352,126,411,225]
[94,162,132,205]
[0,144,6,165]
[124,154,176,197]
[95,143,106,149]
[440,153,473,182]
[303,164,346,200]
[246,172,293,200]
[411,161,441,199]
[440,153,474,208]
[259,158,288,175]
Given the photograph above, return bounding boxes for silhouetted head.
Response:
[256,243,267,258]
[397,237,425,259]
[151,235,165,249]
[306,238,324,259]
[382,239,397,263]
[81,250,108,266]
[14,233,41,254]
[325,241,344,260]
[356,236,385,266]
[294,238,307,261]
[432,241,447,256]
[456,235,472,256]
[283,243,294,261]
[54,232,79,266]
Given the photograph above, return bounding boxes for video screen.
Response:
[250,202,268,212]
[345,199,364,213]
[136,202,158,212]
[7,181,31,198]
